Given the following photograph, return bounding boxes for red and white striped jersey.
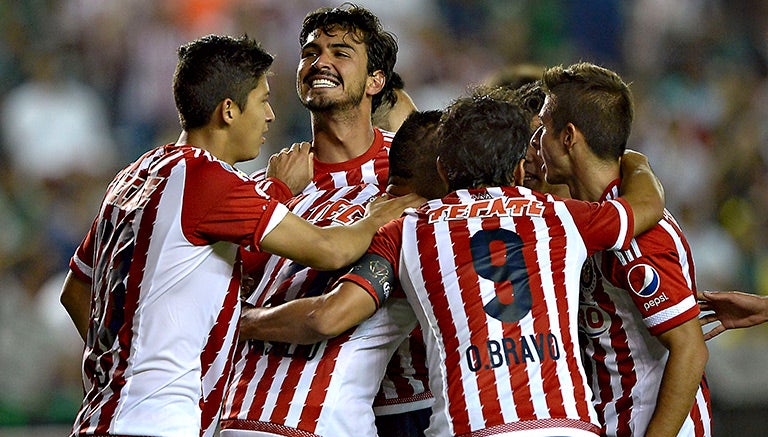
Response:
[248,183,384,307]
[373,326,433,416]
[221,186,418,437]
[351,186,635,437]
[578,180,712,437]
[68,144,289,437]
[250,128,393,193]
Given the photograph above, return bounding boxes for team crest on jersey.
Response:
[580,257,598,296]
[627,264,660,297]
[578,301,610,337]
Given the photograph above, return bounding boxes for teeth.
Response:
[311,78,337,88]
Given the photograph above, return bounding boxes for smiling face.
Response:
[296,26,370,112]
[228,75,275,164]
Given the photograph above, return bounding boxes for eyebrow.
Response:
[302,41,357,52]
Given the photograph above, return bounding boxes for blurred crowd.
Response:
[1,0,767,432]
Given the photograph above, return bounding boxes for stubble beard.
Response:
[300,81,366,113]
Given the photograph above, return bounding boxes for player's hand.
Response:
[364,193,425,228]
[266,142,314,195]
[697,290,768,340]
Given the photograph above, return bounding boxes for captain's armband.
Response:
[344,253,396,306]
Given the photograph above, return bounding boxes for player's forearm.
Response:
[60,271,91,341]
[619,151,665,235]
[260,213,376,272]
[313,217,380,270]
[239,301,333,345]
[646,325,708,437]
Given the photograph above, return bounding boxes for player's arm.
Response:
[240,281,378,344]
[698,290,768,340]
[259,193,422,271]
[60,270,91,341]
[618,150,665,235]
[644,317,709,437]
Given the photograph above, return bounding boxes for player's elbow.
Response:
[305,311,348,340]
[305,298,356,339]
[632,197,665,236]
[692,338,709,370]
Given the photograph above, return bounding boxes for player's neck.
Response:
[310,110,376,163]
[181,128,233,165]
[568,158,620,202]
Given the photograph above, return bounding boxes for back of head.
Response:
[387,110,443,199]
[174,34,273,131]
[484,63,544,91]
[437,90,530,192]
[300,3,398,112]
[541,62,633,160]
[514,81,546,122]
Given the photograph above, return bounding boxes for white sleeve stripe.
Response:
[607,199,629,250]
[259,203,290,243]
[72,254,93,279]
[643,294,697,328]
[658,219,694,289]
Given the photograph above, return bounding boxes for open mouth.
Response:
[306,72,341,89]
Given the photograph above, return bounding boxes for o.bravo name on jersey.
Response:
[464,332,561,372]
[427,198,545,224]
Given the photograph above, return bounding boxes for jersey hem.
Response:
[456,418,601,437]
[220,420,321,437]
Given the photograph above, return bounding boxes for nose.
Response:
[266,102,275,122]
[311,51,331,70]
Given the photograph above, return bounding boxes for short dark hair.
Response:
[437,92,530,191]
[484,63,544,90]
[300,3,398,112]
[514,80,545,119]
[541,62,633,160]
[174,34,274,130]
[388,110,443,198]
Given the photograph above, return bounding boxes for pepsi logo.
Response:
[627,264,660,297]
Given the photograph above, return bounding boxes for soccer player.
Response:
[218,5,411,436]
[513,81,572,198]
[238,91,666,436]
[536,62,712,436]
[58,34,418,437]
[374,110,444,437]
[698,290,768,339]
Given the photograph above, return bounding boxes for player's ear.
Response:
[219,99,237,126]
[366,70,385,96]
[562,123,574,150]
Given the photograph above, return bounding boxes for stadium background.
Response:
[1,0,766,435]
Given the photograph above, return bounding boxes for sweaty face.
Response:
[296,27,369,112]
[229,75,275,164]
